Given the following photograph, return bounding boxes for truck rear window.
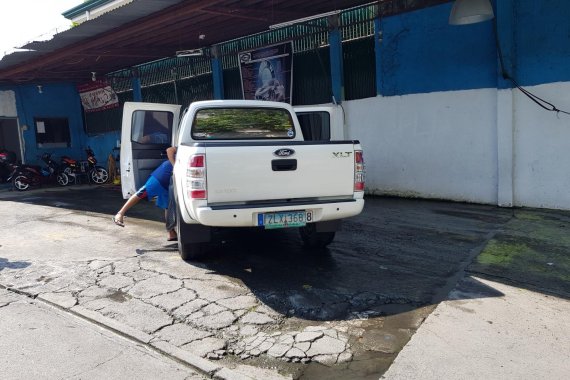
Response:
[191,107,295,140]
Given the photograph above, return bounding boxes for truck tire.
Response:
[176,208,208,261]
[299,223,336,249]
[178,240,205,261]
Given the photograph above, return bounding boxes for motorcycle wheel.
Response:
[90,166,109,184]
[57,173,69,186]
[13,175,30,191]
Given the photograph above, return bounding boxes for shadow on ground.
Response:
[4,185,567,312]
[171,196,519,322]
[0,257,31,272]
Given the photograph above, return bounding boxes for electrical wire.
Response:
[493,20,570,117]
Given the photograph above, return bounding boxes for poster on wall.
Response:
[77,80,119,113]
[239,42,293,104]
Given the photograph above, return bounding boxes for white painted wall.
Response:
[0,90,17,117]
[512,82,570,210]
[344,89,499,205]
[342,83,570,210]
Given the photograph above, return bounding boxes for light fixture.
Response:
[269,10,341,30]
[449,0,494,25]
[91,72,96,81]
[176,49,204,57]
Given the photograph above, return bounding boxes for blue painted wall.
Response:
[380,2,496,96]
[2,82,120,167]
[379,0,570,96]
[85,130,121,168]
[11,83,85,165]
[514,0,570,86]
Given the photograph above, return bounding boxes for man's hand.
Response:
[166,146,177,166]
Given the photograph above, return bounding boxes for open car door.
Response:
[120,102,181,199]
[293,104,346,141]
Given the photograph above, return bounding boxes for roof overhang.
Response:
[0,0,450,85]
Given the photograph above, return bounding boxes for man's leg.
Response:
[114,188,147,225]
[165,177,177,240]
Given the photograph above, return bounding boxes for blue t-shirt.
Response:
[150,160,173,189]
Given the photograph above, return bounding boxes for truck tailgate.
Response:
[204,142,356,204]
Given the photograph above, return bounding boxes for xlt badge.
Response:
[333,152,353,158]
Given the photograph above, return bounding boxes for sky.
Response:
[0,0,81,57]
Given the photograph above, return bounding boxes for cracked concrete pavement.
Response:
[0,252,357,368]
[0,186,534,379]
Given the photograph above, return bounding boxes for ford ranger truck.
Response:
[121,100,365,260]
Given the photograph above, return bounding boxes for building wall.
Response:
[4,0,569,210]
[344,0,570,210]
[0,90,17,117]
[512,83,570,209]
[345,88,498,204]
[7,83,85,165]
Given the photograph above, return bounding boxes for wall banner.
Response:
[77,80,119,113]
[239,42,293,104]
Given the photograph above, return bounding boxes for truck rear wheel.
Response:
[299,223,336,249]
[178,240,205,261]
[176,208,209,261]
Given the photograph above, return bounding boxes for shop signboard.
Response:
[77,80,119,113]
[239,42,293,104]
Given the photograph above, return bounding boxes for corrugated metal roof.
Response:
[63,0,131,20]
[0,0,450,85]
[0,0,186,82]
[0,0,183,66]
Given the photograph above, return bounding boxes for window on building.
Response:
[34,117,71,148]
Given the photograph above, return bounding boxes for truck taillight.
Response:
[354,150,365,192]
[187,154,206,199]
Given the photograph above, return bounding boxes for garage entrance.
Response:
[0,117,22,163]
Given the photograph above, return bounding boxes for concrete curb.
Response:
[2,285,256,380]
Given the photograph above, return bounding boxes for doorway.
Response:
[0,118,22,163]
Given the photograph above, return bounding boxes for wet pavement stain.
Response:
[469,209,570,298]
[107,290,131,303]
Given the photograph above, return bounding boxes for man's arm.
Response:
[166,146,177,166]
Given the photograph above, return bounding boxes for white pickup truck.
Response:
[121,100,364,260]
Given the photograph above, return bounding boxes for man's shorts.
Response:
[135,176,169,209]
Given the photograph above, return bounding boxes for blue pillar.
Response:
[374,17,383,96]
[211,45,224,100]
[495,0,515,89]
[131,68,142,101]
[328,15,344,104]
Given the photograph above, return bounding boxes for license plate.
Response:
[258,210,313,229]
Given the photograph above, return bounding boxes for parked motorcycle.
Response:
[8,153,69,191]
[0,150,17,183]
[60,146,109,184]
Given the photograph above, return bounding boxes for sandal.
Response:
[112,214,125,227]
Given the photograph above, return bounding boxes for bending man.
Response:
[112,146,177,241]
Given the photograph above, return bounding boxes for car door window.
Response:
[296,111,331,141]
[131,110,173,145]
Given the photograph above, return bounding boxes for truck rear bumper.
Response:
[193,199,364,227]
